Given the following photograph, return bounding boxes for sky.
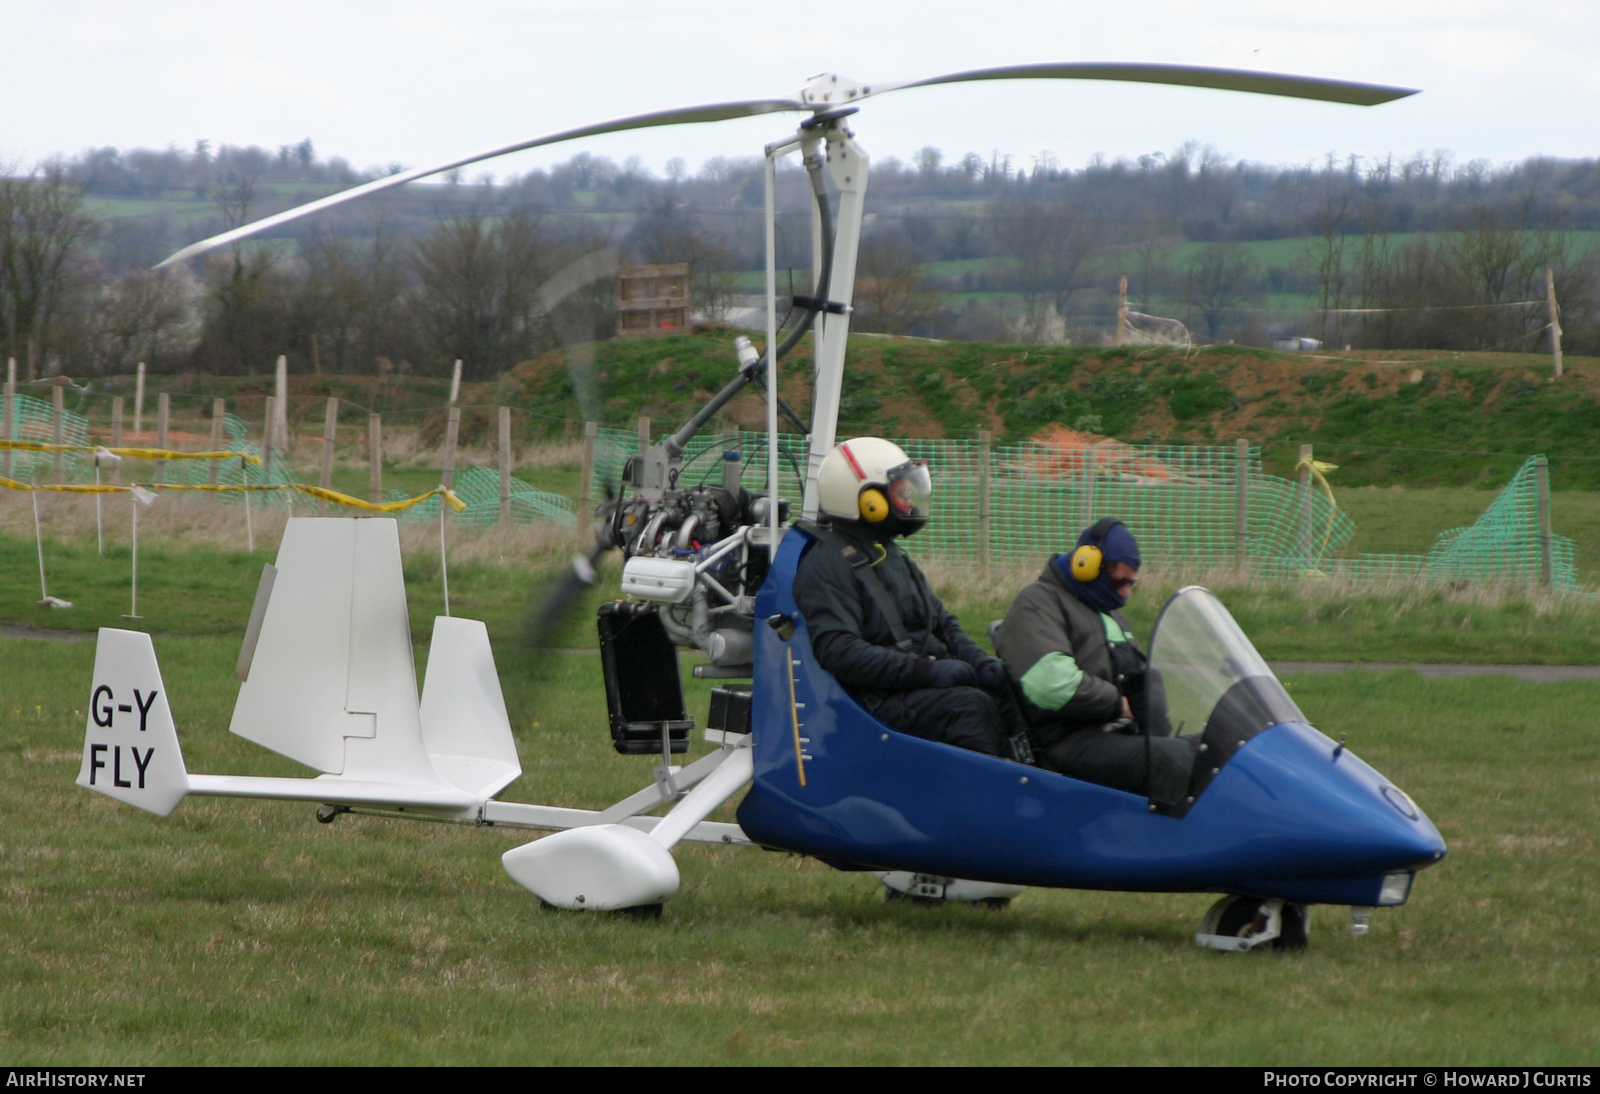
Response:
[3,0,1596,184]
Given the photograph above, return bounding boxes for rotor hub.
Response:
[799,72,873,109]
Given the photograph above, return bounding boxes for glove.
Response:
[976,659,1008,691]
[928,658,978,689]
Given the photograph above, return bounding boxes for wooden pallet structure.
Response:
[615,264,691,337]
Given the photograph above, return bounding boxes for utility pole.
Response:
[1115,275,1128,347]
[1546,267,1563,380]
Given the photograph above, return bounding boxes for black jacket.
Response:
[793,521,994,705]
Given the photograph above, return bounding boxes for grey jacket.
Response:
[994,560,1143,734]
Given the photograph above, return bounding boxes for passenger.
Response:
[793,438,1010,756]
[994,519,1195,803]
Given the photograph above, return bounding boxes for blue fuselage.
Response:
[736,530,1446,906]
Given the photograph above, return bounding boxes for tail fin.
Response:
[419,616,522,800]
[77,629,190,816]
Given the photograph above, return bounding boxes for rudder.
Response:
[78,629,190,816]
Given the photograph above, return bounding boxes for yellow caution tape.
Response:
[287,483,467,513]
[136,483,288,493]
[1,475,466,514]
[1295,456,1343,557]
[0,439,261,464]
[2,476,131,494]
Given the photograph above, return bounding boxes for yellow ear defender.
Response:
[859,488,890,523]
[1069,518,1124,582]
[1070,543,1103,581]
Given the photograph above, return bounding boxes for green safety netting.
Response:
[382,466,576,527]
[598,425,1575,588]
[7,399,1579,588]
[1336,456,1575,587]
[1,394,93,481]
[599,426,1355,574]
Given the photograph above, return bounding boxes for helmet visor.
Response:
[885,460,932,521]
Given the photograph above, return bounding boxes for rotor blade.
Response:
[525,551,601,650]
[870,62,1417,107]
[156,97,805,268]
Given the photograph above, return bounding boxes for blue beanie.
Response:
[1086,521,1141,570]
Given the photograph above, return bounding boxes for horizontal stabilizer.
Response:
[78,629,189,816]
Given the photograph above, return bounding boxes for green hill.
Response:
[506,332,1600,489]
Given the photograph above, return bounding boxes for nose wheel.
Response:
[1195,896,1311,952]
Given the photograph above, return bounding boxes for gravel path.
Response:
[1271,661,1600,682]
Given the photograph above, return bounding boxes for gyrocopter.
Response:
[78,62,1445,951]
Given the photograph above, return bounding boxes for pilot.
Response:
[994,519,1195,803]
[793,437,1010,756]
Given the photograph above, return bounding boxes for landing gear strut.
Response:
[875,872,1027,910]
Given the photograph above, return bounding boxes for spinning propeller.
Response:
[156,62,1415,267]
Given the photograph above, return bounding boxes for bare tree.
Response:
[1358,199,1594,351]
[1127,216,1180,315]
[991,196,1101,335]
[627,201,737,320]
[0,162,100,371]
[410,209,565,378]
[70,267,201,374]
[853,234,942,336]
[299,222,414,373]
[1186,242,1259,338]
[1303,155,1355,344]
[196,172,294,373]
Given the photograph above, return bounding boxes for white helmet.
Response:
[816,437,932,535]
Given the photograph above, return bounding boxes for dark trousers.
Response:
[1044,729,1195,804]
[873,687,1006,756]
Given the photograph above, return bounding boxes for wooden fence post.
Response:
[1,370,13,481]
[368,413,382,503]
[1,382,12,482]
[579,420,597,517]
[262,396,277,486]
[274,354,289,454]
[637,415,651,454]
[1536,455,1553,587]
[52,385,65,481]
[319,398,338,492]
[1082,446,1097,527]
[1297,443,1313,562]
[109,397,122,483]
[498,407,512,524]
[441,405,461,490]
[208,399,225,485]
[977,429,992,569]
[156,392,170,484]
[133,362,145,436]
[1235,438,1250,569]
[449,359,463,405]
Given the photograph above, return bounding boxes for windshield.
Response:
[1148,586,1303,739]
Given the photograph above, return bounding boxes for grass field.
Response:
[3,622,1597,1064]
[3,478,1599,1063]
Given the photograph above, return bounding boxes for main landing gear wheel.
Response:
[1194,896,1311,952]
[874,872,1027,909]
